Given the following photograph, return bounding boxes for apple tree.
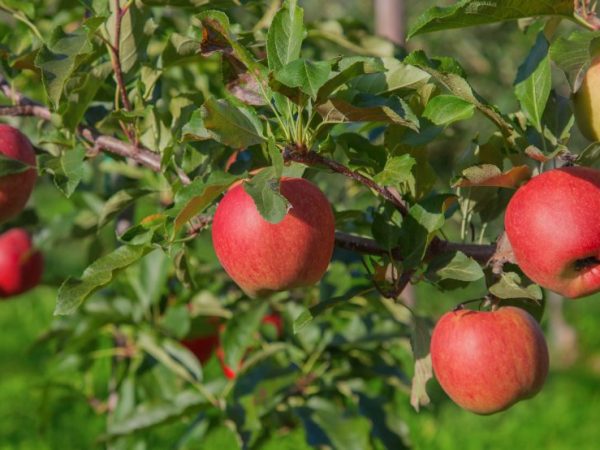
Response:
[1,0,600,447]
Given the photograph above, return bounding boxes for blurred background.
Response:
[1,1,600,449]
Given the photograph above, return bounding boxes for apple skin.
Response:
[0,124,37,223]
[431,306,549,415]
[181,335,220,364]
[573,57,600,141]
[212,177,335,297]
[0,228,44,299]
[505,166,600,298]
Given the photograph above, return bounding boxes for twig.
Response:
[0,74,190,184]
[574,0,600,30]
[284,147,409,216]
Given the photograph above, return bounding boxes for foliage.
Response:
[0,0,599,448]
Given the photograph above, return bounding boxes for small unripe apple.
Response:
[212,177,335,297]
[0,228,44,298]
[573,57,600,141]
[431,306,549,415]
[0,124,37,223]
[505,166,600,298]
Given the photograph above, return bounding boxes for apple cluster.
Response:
[0,124,43,300]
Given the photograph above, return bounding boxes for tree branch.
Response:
[574,0,600,30]
[284,147,409,216]
[0,74,190,184]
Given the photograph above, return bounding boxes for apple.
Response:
[0,228,44,299]
[0,124,37,223]
[431,306,549,415]
[505,166,600,298]
[212,177,335,297]
[573,57,600,141]
[181,334,220,364]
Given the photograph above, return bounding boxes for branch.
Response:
[574,0,600,30]
[110,0,133,113]
[0,74,190,184]
[284,147,409,216]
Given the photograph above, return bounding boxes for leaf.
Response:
[184,98,265,148]
[514,33,551,132]
[172,171,239,233]
[138,332,202,382]
[408,0,574,38]
[273,59,332,99]
[549,30,600,91]
[103,390,208,439]
[489,272,543,301]
[220,302,268,373]
[267,0,305,70]
[373,154,416,192]
[434,251,484,282]
[317,57,386,102]
[317,97,418,130]
[453,164,531,188]
[576,142,600,167]
[106,2,150,74]
[55,245,152,315]
[41,146,86,198]
[348,57,431,96]
[35,27,95,108]
[410,316,433,412]
[98,188,154,229]
[422,95,475,126]
[243,168,290,224]
[0,153,32,177]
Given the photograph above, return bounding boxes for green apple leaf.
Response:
[0,153,32,177]
[549,30,600,91]
[408,0,574,38]
[433,251,485,282]
[243,168,290,224]
[423,95,475,126]
[489,272,543,301]
[410,315,433,412]
[273,58,332,99]
[373,154,417,193]
[97,188,155,229]
[56,244,153,315]
[267,0,305,70]
[514,33,551,132]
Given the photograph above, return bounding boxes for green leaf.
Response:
[374,154,416,191]
[185,98,265,148]
[489,272,543,300]
[317,57,386,102]
[55,245,152,315]
[347,57,431,96]
[220,303,269,372]
[549,30,600,91]
[273,58,332,99]
[138,332,202,382]
[267,0,305,70]
[172,171,239,233]
[267,138,284,177]
[41,146,86,198]
[0,153,32,177]
[514,33,551,132]
[98,188,154,229]
[423,94,475,126]
[434,251,484,282]
[408,0,574,38]
[410,316,433,412]
[317,97,419,130]
[35,27,95,108]
[575,142,600,167]
[106,2,151,74]
[243,168,290,224]
[103,389,208,439]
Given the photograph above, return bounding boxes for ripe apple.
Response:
[573,57,600,141]
[0,228,44,299]
[431,306,549,415]
[181,334,220,364]
[212,177,335,297]
[0,124,37,223]
[505,166,600,298]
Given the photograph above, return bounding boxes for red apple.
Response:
[212,177,335,297]
[505,166,600,298]
[0,124,37,223]
[181,334,220,364]
[0,228,44,298]
[431,306,549,415]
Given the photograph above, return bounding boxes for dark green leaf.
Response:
[514,33,551,131]
[220,302,268,371]
[267,0,305,70]
[409,0,574,38]
[98,188,154,229]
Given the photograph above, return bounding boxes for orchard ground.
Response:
[1,284,599,449]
